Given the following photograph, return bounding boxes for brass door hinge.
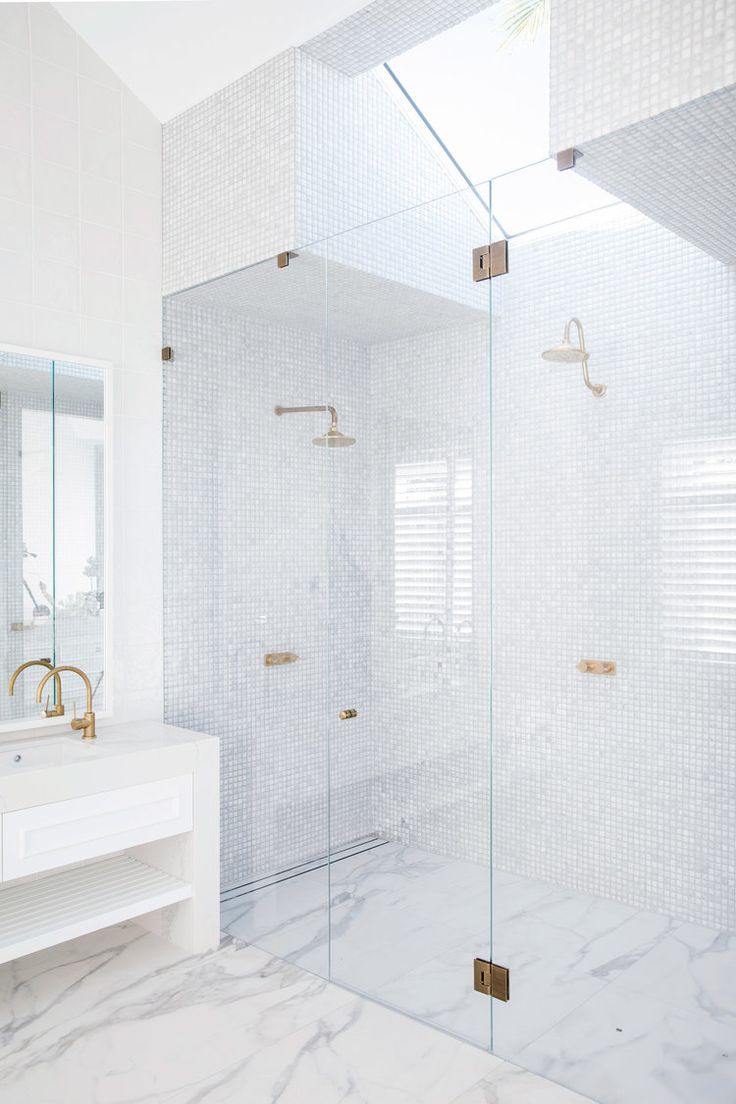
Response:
[474,958,510,1001]
[161,346,173,361]
[472,240,507,282]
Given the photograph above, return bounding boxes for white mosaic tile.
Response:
[550,0,736,149]
[301,0,496,76]
[573,85,736,265]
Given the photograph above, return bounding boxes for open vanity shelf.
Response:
[0,854,191,964]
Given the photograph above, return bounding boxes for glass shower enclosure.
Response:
[164,180,495,1048]
[163,160,736,1096]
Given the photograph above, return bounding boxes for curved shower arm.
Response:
[564,317,587,356]
[565,318,606,396]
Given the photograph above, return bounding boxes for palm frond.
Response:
[499,0,549,48]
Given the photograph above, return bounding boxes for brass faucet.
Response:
[36,665,96,740]
[8,659,65,716]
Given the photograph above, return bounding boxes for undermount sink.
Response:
[0,735,93,774]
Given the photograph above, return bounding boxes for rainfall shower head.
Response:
[312,427,356,447]
[541,318,606,396]
[274,404,356,447]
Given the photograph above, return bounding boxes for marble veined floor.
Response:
[221,842,736,1104]
[0,920,593,1104]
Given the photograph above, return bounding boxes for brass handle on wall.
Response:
[577,659,616,676]
[339,709,358,720]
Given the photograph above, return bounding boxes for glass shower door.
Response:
[322,182,495,1049]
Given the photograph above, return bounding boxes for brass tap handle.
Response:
[339,709,358,720]
[578,659,616,676]
[36,665,96,739]
[8,659,64,716]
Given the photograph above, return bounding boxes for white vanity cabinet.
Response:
[0,722,219,965]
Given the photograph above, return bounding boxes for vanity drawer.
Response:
[1,775,193,881]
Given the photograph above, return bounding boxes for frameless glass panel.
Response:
[0,350,55,722]
[164,254,332,977]
[53,360,106,716]
[322,182,494,1049]
[490,160,736,1095]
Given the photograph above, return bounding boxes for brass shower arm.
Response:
[274,405,339,429]
[564,317,587,356]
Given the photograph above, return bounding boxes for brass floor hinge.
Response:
[474,958,510,1001]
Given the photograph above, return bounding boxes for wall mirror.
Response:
[0,346,109,728]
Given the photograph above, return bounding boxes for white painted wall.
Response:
[0,3,163,723]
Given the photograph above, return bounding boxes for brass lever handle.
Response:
[577,659,616,676]
[339,709,358,720]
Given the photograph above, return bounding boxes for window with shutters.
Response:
[394,457,472,635]
[662,436,736,661]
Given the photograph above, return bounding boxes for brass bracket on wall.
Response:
[472,240,508,282]
[277,251,299,269]
[473,958,510,1001]
[161,346,173,361]
[556,147,578,171]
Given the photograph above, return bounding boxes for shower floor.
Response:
[221,841,736,1104]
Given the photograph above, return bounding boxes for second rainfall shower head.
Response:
[542,317,606,396]
[274,404,356,447]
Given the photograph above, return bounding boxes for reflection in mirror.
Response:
[0,351,106,724]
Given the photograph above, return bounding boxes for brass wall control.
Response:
[577,659,616,676]
[339,708,358,720]
[264,652,299,667]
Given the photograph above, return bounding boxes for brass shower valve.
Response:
[577,659,616,676]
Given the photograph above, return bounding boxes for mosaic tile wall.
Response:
[573,85,736,266]
[163,50,296,295]
[550,0,736,150]
[301,0,496,75]
[162,294,375,887]
[488,203,736,929]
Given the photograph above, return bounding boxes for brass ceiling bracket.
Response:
[472,240,508,282]
[474,958,510,1001]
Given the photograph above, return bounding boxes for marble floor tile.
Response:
[514,982,736,1104]
[0,926,350,1104]
[166,994,503,1104]
[450,1061,596,1103]
[610,920,736,1017]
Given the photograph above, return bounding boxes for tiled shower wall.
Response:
[550,0,736,150]
[162,296,376,887]
[488,204,736,928]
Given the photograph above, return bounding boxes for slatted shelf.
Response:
[0,854,191,964]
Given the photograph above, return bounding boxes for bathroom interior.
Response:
[0,1,734,1102]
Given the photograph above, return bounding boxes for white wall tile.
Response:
[0,247,31,301]
[76,36,122,91]
[29,3,76,71]
[123,142,160,196]
[33,209,79,264]
[81,269,123,322]
[78,75,121,134]
[80,173,122,228]
[0,95,30,152]
[122,88,160,151]
[0,4,29,51]
[30,57,77,118]
[123,187,159,239]
[0,197,31,253]
[81,221,123,276]
[80,125,122,182]
[33,158,78,217]
[31,304,81,351]
[32,106,78,168]
[0,295,32,344]
[0,41,30,101]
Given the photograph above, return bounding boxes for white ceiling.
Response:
[54,0,371,122]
